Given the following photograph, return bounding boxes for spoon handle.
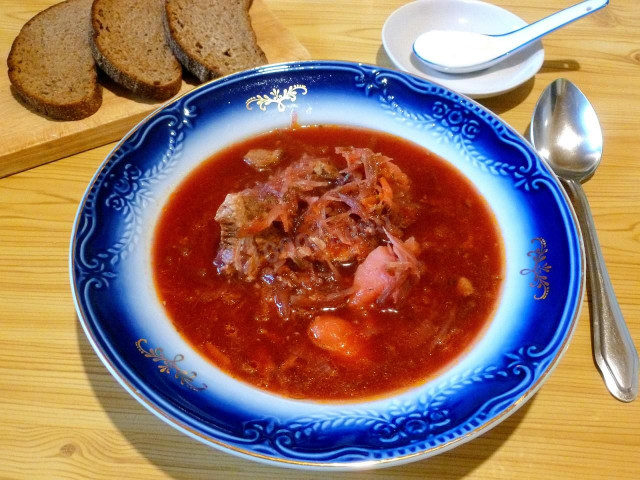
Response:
[563,178,639,402]
[501,0,609,51]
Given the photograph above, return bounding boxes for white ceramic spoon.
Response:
[413,0,608,74]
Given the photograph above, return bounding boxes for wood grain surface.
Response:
[1,0,639,479]
[0,0,310,179]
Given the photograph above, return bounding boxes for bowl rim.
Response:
[69,59,585,470]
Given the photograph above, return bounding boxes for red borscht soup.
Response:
[153,125,504,400]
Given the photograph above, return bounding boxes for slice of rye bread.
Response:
[164,0,267,82]
[90,0,182,101]
[7,0,102,121]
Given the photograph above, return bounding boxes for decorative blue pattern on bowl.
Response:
[70,61,583,469]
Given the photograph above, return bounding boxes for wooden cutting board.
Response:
[0,0,310,178]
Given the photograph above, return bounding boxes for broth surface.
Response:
[153,125,504,400]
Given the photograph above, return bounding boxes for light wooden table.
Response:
[1,1,639,478]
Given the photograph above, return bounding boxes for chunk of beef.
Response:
[213,146,423,317]
[214,190,275,280]
[243,148,283,170]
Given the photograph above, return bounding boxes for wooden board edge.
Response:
[0,112,148,178]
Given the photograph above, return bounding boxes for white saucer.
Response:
[382,0,544,98]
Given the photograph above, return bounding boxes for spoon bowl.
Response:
[530,78,639,402]
[530,79,603,180]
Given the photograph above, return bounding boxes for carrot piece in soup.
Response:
[308,314,363,358]
[205,342,231,369]
[457,276,474,296]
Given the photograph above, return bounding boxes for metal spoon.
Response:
[413,0,608,74]
[530,78,638,402]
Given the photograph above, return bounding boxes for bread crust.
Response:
[7,0,102,121]
[90,0,182,101]
[8,80,102,121]
[162,9,213,83]
[163,0,267,83]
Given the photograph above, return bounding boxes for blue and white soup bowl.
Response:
[71,61,583,469]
